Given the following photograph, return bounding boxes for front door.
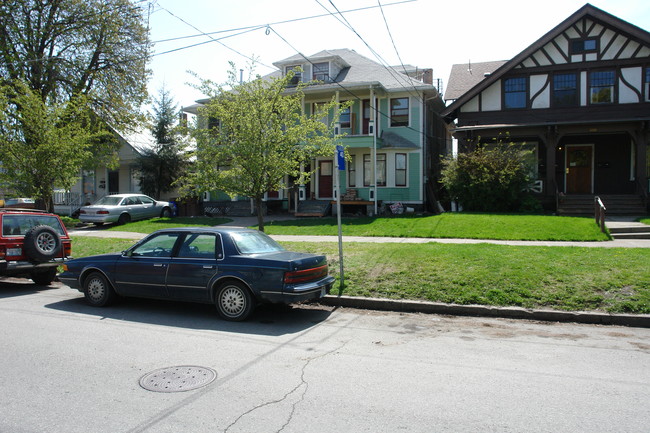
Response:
[566,145,593,194]
[318,161,333,199]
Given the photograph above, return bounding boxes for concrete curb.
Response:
[319,295,650,328]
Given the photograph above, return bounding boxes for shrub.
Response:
[441,137,536,212]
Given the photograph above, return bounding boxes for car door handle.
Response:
[202,265,214,269]
[153,263,166,267]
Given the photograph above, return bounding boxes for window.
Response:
[339,102,351,129]
[313,102,329,125]
[130,233,179,258]
[590,70,615,104]
[504,77,527,109]
[348,155,356,187]
[571,38,598,54]
[177,234,218,259]
[395,153,407,187]
[363,154,386,186]
[285,65,302,85]
[553,73,578,107]
[312,62,329,81]
[645,67,650,102]
[390,98,409,127]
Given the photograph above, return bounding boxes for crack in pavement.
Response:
[223,341,349,433]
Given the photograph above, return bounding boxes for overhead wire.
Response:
[266,25,428,138]
[314,0,426,104]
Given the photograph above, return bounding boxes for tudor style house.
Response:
[442,4,650,214]
[188,49,449,216]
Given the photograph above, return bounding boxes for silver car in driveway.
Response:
[79,194,173,225]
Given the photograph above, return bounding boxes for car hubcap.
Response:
[221,287,245,316]
[36,233,56,252]
[87,278,105,301]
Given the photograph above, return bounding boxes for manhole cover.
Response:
[139,366,217,393]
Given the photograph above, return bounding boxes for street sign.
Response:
[336,145,345,170]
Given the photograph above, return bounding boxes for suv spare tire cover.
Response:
[24,225,61,262]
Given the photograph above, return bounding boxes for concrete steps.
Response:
[607,222,650,240]
[295,200,331,217]
[558,194,646,216]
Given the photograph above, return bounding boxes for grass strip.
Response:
[71,236,649,314]
[262,213,611,241]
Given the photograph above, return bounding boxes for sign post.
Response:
[335,145,345,290]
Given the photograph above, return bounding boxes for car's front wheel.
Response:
[215,281,254,321]
[161,207,172,218]
[31,268,57,286]
[83,272,116,307]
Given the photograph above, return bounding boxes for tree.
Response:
[0,81,115,210]
[440,136,537,212]
[0,0,151,210]
[183,65,344,231]
[136,87,187,200]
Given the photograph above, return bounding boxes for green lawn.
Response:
[639,217,650,225]
[262,213,611,241]
[70,236,650,314]
[104,216,230,233]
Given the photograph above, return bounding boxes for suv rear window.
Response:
[2,214,66,236]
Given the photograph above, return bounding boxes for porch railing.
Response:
[594,196,606,233]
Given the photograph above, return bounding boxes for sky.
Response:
[145,0,650,110]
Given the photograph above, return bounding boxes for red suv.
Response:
[0,209,72,285]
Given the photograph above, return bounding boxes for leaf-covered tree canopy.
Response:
[183,65,346,231]
[0,0,152,209]
[0,0,151,126]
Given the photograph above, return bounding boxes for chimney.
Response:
[422,68,433,85]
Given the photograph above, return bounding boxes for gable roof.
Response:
[441,3,650,119]
[443,60,507,102]
[271,48,437,95]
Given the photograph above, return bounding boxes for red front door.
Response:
[566,145,593,194]
[318,161,333,199]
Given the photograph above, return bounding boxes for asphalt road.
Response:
[1,278,649,433]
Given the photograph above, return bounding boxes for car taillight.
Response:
[97,210,109,215]
[284,265,328,284]
[64,242,72,257]
[79,210,86,214]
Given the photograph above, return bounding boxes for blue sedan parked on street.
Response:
[59,227,335,321]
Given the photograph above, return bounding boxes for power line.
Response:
[150,0,416,44]
[313,0,426,104]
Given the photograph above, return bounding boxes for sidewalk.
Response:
[68,216,650,248]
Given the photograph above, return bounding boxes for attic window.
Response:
[313,62,329,81]
[570,38,598,54]
[285,65,302,85]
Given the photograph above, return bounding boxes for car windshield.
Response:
[2,214,65,236]
[230,231,285,254]
[93,196,123,206]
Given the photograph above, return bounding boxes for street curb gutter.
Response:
[319,295,650,328]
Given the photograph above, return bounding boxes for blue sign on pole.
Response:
[336,145,345,170]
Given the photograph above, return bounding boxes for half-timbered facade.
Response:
[442,4,650,214]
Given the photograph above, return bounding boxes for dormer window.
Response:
[313,62,329,82]
[285,65,302,85]
[571,38,598,54]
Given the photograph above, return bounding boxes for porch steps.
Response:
[295,200,331,217]
[607,222,650,240]
[558,195,646,216]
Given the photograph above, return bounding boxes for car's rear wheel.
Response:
[215,281,254,321]
[83,272,116,307]
[24,225,61,262]
[31,268,57,285]
[117,213,131,225]
[161,207,171,218]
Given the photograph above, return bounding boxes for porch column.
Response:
[635,122,648,195]
[299,162,306,201]
[370,88,378,214]
[545,126,558,196]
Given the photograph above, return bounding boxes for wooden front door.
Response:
[318,161,333,198]
[566,145,593,194]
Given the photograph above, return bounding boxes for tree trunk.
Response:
[255,196,265,232]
